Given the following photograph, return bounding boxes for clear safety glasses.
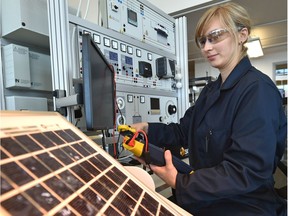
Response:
[197,29,230,49]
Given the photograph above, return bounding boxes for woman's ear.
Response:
[238,27,249,43]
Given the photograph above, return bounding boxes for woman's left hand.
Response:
[150,150,178,189]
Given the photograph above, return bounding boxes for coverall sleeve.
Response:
[147,106,194,149]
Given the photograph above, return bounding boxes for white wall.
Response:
[194,46,287,82]
[146,0,213,14]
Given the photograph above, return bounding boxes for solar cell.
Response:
[0,111,190,215]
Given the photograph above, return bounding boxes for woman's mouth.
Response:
[207,54,218,61]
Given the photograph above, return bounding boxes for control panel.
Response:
[104,0,176,54]
[77,26,177,91]
[116,92,178,126]
[75,22,179,130]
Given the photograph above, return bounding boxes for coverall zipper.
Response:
[205,130,212,152]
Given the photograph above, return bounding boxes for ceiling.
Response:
[167,0,287,62]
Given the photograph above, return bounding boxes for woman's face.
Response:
[199,18,240,72]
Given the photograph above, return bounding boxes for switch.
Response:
[168,104,177,115]
[112,3,119,12]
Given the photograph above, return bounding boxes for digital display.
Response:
[150,98,160,110]
[127,9,137,27]
[109,51,118,61]
[150,97,160,115]
[125,56,133,65]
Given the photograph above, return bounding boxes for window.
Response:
[275,63,287,98]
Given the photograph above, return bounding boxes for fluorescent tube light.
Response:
[245,38,264,58]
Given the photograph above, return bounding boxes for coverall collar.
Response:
[219,56,253,90]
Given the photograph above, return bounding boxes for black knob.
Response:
[168,105,177,115]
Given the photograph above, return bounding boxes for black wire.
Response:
[115,99,125,158]
[74,119,79,127]
[101,130,106,151]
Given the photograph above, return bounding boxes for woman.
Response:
[131,2,287,215]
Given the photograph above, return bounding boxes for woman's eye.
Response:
[211,34,221,42]
[199,38,206,45]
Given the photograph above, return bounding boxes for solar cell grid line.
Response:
[55,206,78,216]
[1,151,93,204]
[30,132,58,148]
[110,179,153,215]
[102,205,124,216]
[74,188,123,215]
[1,137,29,156]
[123,179,143,201]
[81,188,107,212]
[20,156,51,178]
[14,134,44,152]
[78,141,98,154]
[1,193,43,215]
[0,135,100,201]
[36,152,64,171]
[0,157,62,203]
[40,178,85,215]
[81,185,124,215]
[67,165,93,186]
[90,175,118,200]
[63,144,111,176]
[1,161,34,187]
[122,180,154,215]
[141,192,159,215]
[159,205,177,216]
[130,194,152,216]
[134,205,154,216]
[2,131,61,159]
[58,169,85,191]
[70,142,91,157]
[0,111,191,216]
[30,129,81,151]
[75,174,122,215]
[0,130,82,167]
[78,160,101,177]
[68,195,98,215]
[105,167,127,187]
[1,181,64,215]
[61,145,83,161]
[25,184,60,211]
[44,165,113,215]
[0,176,14,195]
[5,137,115,214]
[0,139,72,167]
[47,150,102,179]
[85,173,132,215]
[94,175,131,215]
[53,129,79,143]
[88,154,112,171]
[38,130,66,146]
[111,190,137,215]
[0,149,9,159]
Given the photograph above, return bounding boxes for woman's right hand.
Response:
[129,122,149,134]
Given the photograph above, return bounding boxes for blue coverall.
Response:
[148,56,287,216]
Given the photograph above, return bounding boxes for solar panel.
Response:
[0,111,190,216]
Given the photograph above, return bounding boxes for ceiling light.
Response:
[245,37,264,58]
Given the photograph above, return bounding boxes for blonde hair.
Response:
[195,2,251,59]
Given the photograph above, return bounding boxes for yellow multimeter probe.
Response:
[117,125,146,157]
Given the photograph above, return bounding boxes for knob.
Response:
[168,105,177,115]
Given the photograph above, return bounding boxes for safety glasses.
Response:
[197,29,230,49]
